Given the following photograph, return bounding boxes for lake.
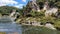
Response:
[0,16,22,34]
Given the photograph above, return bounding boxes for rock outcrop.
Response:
[26,0,40,12]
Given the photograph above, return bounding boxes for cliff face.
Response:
[25,0,49,12]
[23,0,59,17]
[26,0,40,12]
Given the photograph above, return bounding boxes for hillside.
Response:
[0,6,22,15]
[16,0,60,30]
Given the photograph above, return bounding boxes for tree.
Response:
[0,6,22,15]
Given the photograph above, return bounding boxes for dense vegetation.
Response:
[0,6,23,16]
[37,0,60,7]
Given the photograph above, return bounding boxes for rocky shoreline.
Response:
[21,21,56,30]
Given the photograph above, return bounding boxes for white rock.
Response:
[45,23,56,30]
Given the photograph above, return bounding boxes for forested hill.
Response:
[0,6,23,15]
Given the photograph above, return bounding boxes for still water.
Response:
[0,16,22,34]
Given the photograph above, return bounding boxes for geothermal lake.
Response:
[0,16,22,34]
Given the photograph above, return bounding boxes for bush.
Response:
[30,11,45,17]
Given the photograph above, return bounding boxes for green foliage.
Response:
[0,6,22,15]
[37,0,60,8]
[30,11,36,17]
[30,11,45,17]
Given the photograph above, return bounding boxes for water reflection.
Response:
[0,16,22,34]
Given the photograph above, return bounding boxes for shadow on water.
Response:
[22,25,60,34]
